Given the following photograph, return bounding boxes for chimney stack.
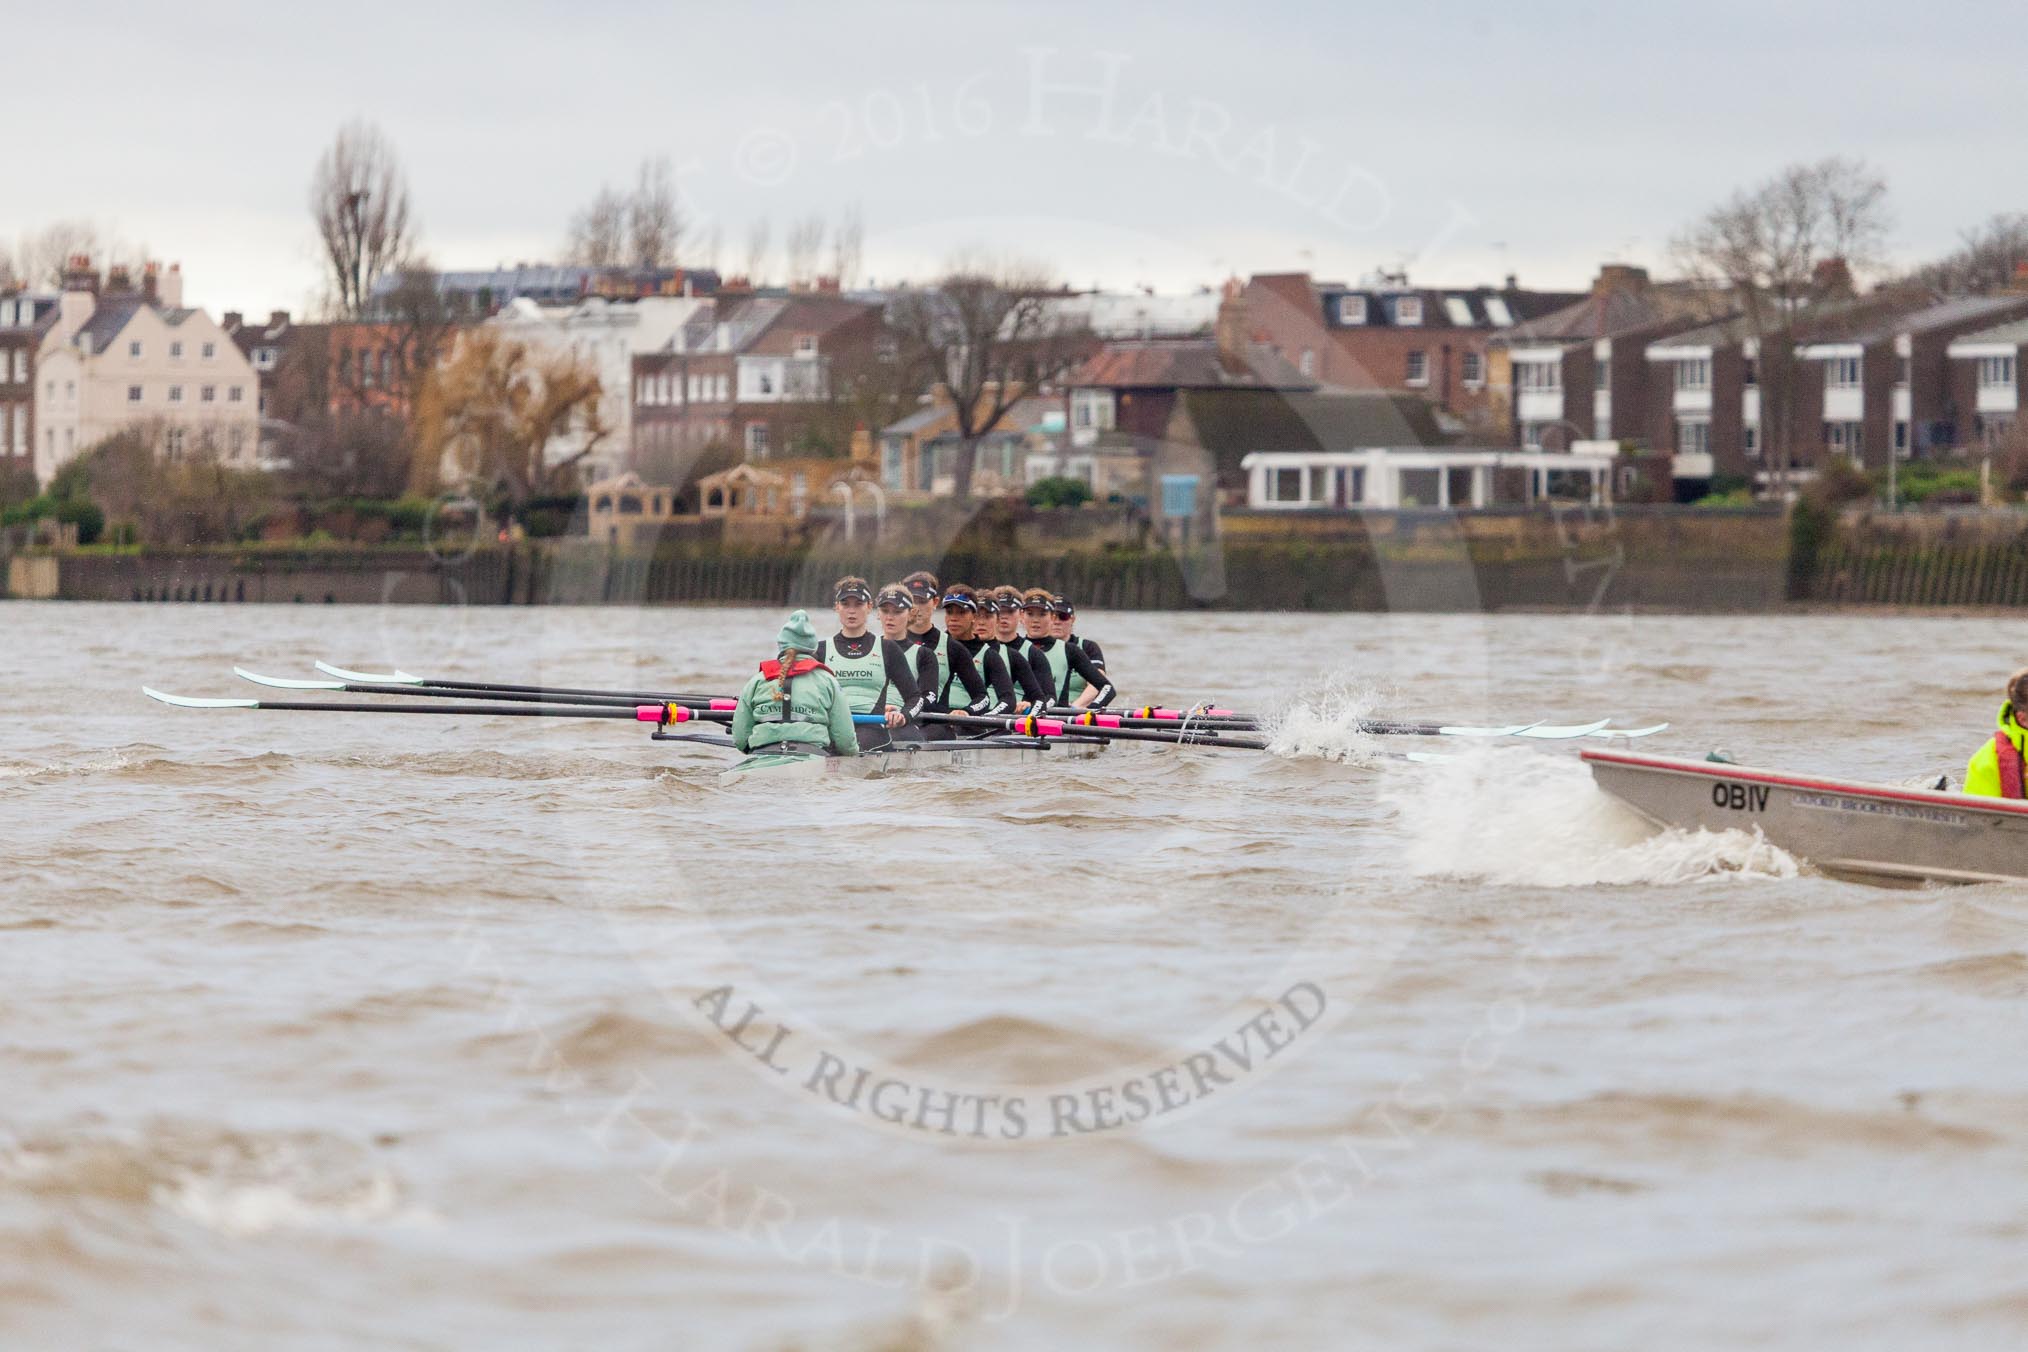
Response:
[158,262,184,309]
[1214,276,1248,361]
[61,255,100,294]
[106,264,133,295]
[222,311,243,332]
[1592,264,1650,296]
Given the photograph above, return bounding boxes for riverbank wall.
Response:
[13,504,2028,611]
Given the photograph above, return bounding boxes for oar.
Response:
[238,668,738,713]
[921,711,1267,750]
[146,687,657,719]
[315,661,712,706]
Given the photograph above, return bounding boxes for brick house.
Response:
[1793,294,2028,471]
[1492,266,1717,455]
[1241,271,1582,436]
[1946,316,2028,452]
[630,290,886,490]
[1,292,57,480]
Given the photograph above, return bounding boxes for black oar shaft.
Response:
[329,680,657,710]
[383,676,705,703]
[248,700,646,718]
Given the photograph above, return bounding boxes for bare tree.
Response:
[0,243,18,291]
[19,220,105,287]
[1911,212,2028,295]
[886,257,1094,498]
[566,186,629,268]
[742,219,772,283]
[376,262,460,408]
[831,206,865,290]
[1672,157,1891,493]
[698,223,723,275]
[310,121,417,319]
[785,214,826,288]
[627,156,684,269]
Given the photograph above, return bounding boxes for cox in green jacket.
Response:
[730,660,859,756]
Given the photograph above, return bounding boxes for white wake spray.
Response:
[1386,743,1801,887]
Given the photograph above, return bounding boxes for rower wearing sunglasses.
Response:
[1050,596,1113,709]
[897,571,992,732]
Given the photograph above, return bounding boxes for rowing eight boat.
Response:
[720,737,1107,782]
[1583,749,2028,888]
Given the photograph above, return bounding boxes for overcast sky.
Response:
[8,0,2020,317]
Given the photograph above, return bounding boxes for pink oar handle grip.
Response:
[708,698,736,711]
[1032,719,1064,737]
[637,704,694,723]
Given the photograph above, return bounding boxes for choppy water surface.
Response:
[4,600,2027,1351]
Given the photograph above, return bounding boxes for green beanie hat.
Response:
[776,608,818,653]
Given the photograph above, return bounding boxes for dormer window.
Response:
[1337,295,1368,326]
[1444,296,1473,326]
[793,334,818,357]
[1395,296,1424,327]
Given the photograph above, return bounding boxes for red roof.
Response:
[1070,338,1314,391]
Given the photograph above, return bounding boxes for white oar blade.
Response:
[234,667,343,691]
[1436,721,1542,738]
[144,687,259,709]
[1592,722,1670,739]
[1403,750,1452,763]
[315,661,422,684]
[1513,719,1612,740]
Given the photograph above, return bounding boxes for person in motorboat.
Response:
[730,609,859,758]
[1963,668,2028,798]
[814,575,924,750]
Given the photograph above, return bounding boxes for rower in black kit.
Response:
[814,576,927,751]
[938,585,1017,731]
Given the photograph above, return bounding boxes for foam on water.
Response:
[1262,678,1390,762]
[1388,744,1801,887]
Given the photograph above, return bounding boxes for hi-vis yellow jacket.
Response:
[1963,701,2027,797]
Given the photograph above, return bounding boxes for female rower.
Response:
[730,609,858,757]
[814,575,924,749]
[1017,588,1109,709]
[939,584,1016,717]
[876,583,938,740]
[898,569,989,728]
[1051,597,1113,708]
[988,585,1052,710]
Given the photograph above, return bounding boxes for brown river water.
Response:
[3,600,2026,1350]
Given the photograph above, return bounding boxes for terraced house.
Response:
[1,291,56,480]
[31,258,258,484]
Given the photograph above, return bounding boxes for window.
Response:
[1520,421,1552,449]
[1743,423,1760,456]
[1161,474,1199,517]
[129,340,142,358]
[1299,349,1317,377]
[1071,389,1115,431]
[1337,295,1367,325]
[200,385,215,403]
[1461,351,1483,386]
[1742,358,1758,386]
[1483,297,1514,327]
[745,421,769,455]
[1270,467,1306,503]
[168,385,184,403]
[1516,361,1562,392]
[228,385,243,402]
[202,342,216,359]
[165,426,186,458]
[1444,296,1474,326]
[793,334,817,356]
[1894,421,1909,453]
[228,428,244,456]
[1896,356,1911,386]
[1395,296,1424,326]
[1979,355,2016,388]
[1827,357,1861,388]
[1825,421,1864,457]
[1404,351,1428,386]
[128,384,143,402]
[1676,418,1711,456]
[254,347,276,371]
[1675,358,1710,391]
[170,341,183,360]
